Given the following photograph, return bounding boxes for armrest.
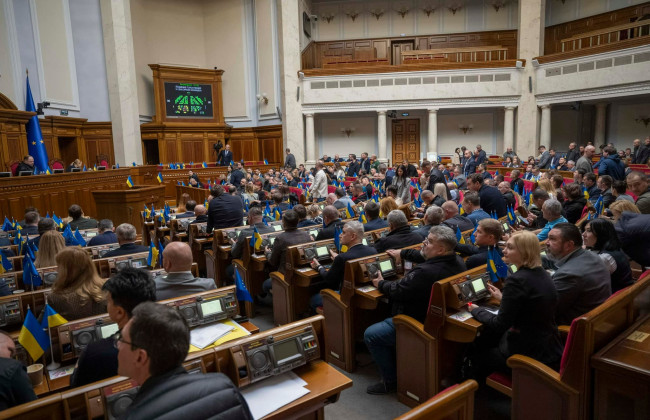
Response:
[507,355,578,396]
[558,325,570,342]
[395,380,478,420]
[393,314,433,340]
[270,271,285,283]
[320,289,348,310]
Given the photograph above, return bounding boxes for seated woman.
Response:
[66,159,83,172]
[502,156,513,167]
[562,183,587,224]
[432,183,448,207]
[609,200,640,223]
[580,218,633,293]
[379,196,398,218]
[306,204,323,226]
[48,247,107,321]
[511,156,522,168]
[177,193,191,214]
[467,231,563,377]
[34,230,66,269]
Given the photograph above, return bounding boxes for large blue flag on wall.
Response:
[25,74,49,173]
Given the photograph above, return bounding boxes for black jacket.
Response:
[0,357,36,411]
[455,244,503,270]
[102,242,149,258]
[364,218,388,232]
[123,367,252,420]
[316,219,346,241]
[478,184,507,218]
[346,161,361,176]
[563,198,586,224]
[68,218,99,230]
[231,223,275,259]
[373,225,424,253]
[268,229,313,274]
[15,162,35,175]
[426,169,451,198]
[316,243,377,291]
[21,225,39,236]
[471,267,563,366]
[176,211,195,219]
[615,212,650,267]
[70,338,117,388]
[404,164,418,178]
[461,157,477,176]
[207,194,244,233]
[443,215,474,233]
[87,231,119,246]
[190,215,208,224]
[378,253,466,322]
[599,249,634,293]
[566,149,580,165]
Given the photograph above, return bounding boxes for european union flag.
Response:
[2,217,12,232]
[0,252,12,274]
[22,255,42,288]
[74,228,87,247]
[18,308,49,361]
[487,247,508,282]
[24,74,49,173]
[234,268,253,302]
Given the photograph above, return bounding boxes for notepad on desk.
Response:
[188,319,251,352]
[449,310,473,322]
[357,285,377,293]
[241,372,310,420]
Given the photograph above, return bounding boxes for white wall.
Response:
[607,98,650,147]
[310,0,518,41]
[317,113,378,158]
[545,0,648,26]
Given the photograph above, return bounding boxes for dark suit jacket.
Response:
[102,242,148,258]
[373,225,423,253]
[175,211,195,219]
[219,150,233,165]
[21,225,39,236]
[474,150,487,165]
[70,338,117,388]
[359,158,371,173]
[285,154,296,169]
[15,162,35,175]
[455,244,503,269]
[478,184,507,218]
[566,149,580,165]
[442,215,475,233]
[268,229,313,274]
[87,231,118,247]
[461,157,477,176]
[207,194,244,233]
[68,218,99,230]
[0,358,36,411]
[538,151,551,169]
[510,178,524,194]
[346,161,361,176]
[316,219,346,241]
[364,218,388,232]
[190,214,208,224]
[316,244,377,291]
[412,223,434,239]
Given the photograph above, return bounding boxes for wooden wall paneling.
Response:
[166,138,177,163]
[85,140,98,167]
[181,140,194,163]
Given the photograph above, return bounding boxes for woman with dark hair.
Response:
[580,218,633,292]
[392,165,411,204]
[502,156,513,167]
[511,156,522,168]
[562,183,587,224]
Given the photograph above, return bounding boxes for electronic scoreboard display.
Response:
[164,82,214,118]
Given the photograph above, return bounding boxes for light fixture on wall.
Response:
[345,10,360,21]
[490,0,511,12]
[321,12,336,23]
[458,123,474,134]
[421,5,437,17]
[447,1,463,14]
[370,9,385,20]
[557,0,566,4]
[635,116,650,128]
[256,93,268,105]
[395,6,410,18]
[341,128,356,137]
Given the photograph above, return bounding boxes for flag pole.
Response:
[44,296,60,371]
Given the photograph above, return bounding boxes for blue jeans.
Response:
[262,278,272,295]
[309,290,339,311]
[364,318,396,384]
[316,197,326,202]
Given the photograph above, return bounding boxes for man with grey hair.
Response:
[326,193,342,209]
[412,205,443,239]
[309,221,376,310]
[537,198,568,241]
[365,225,466,394]
[103,223,148,257]
[566,142,580,164]
[316,205,346,240]
[373,210,423,253]
[576,145,595,174]
[87,219,118,246]
[310,161,328,202]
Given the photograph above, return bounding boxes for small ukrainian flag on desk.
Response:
[126,175,134,188]
[156,172,163,183]
[40,303,67,330]
[18,308,49,361]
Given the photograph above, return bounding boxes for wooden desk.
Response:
[92,185,166,234]
[592,314,650,420]
[561,20,650,52]
[402,46,508,63]
[262,360,352,420]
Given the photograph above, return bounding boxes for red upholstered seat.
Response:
[559,318,578,375]
[486,371,513,396]
[99,160,109,167]
[327,185,336,194]
[51,161,64,170]
[9,161,19,176]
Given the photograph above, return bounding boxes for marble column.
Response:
[504,106,515,152]
[539,105,551,147]
[377,110,388,163]
[304,113,316,166]
[427,108,438,157]
[594,102,608,146]
[515,0,546,159]
[277,0,305,165]
[100,0,143,165]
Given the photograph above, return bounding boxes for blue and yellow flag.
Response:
[40,304,67,330]
[144,204,151,219]
[1,217,12,231]
[93,164,97,171]
[147,240,159,267]
[274,207,282,221]
[334,225,342,252]
[156,172,163,183]
[458,203,465,215]
[235,268,253,302]
[126,176,134,188]
[582,185,589,200]
[0,252,12,274]
[22,255,42,287]
[158,241,164,267]
[487,247,508,282]
[25,74,49,173]
[264,159,269,165]
[202,161,208,168]
[19,308,49,361]
[250,225,263,250]
[456,226,465,244]
[358,210,367,224]
[470,225,477,245]
[132,162,137,167]
[346,203,354,219]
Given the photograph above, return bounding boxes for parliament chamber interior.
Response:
[1,0,650,419]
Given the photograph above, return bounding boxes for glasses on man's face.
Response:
[423,237,434,245]
[113,330,137,350]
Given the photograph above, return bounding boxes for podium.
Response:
[92,185,166,233]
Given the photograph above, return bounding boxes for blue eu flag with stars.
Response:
[25,74,50,174]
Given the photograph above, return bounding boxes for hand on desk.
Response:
[467,302,478,312]
[487,283,502,302]
[310,258,320,270]
[329,249,338,259]
[371,271,384,288]
[385,249,401,265]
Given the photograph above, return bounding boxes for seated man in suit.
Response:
[441,201,474,232]
[309,221,377,309]
[206,185,244,233]
[462,192,490,227]
[15,155,35,175]
[295,204,319,227]
[327,193,344,210]
[412,205,444,239]
[21,211,40,236]
[364,225,466,394]
[102,223,148,258]
[115,302,253,419]
[316,206,346,240]
[190,205,208,224]
[71,267,156,387]
[230,208,274,260]
[155,242,216,300]
[271,192,290,214]
[0,331,36,410]
[87,219,118,246]
[543,223,611,325]
[363,201,389,232]
[175,200,196,219]
[351,184,368,203]
[334,187,354,210]
[66,204,98,230]
[454,218,503,269]
[373,210,423,253]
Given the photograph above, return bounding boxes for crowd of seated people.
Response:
[1,136,649,415]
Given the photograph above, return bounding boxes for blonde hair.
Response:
[52,248,105,304]
[307,204,321,218]
[509,231,542,269]
[34,231,66,269]
[537,179,555,196]
[177,193,191,213]
[380,197,398,217]
[433,183,448,200]
[609,200,640,221]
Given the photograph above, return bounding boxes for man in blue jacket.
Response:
[593,146,625,180]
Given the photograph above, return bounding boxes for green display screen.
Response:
[164,82,213,118]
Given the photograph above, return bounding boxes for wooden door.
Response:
[391,40,414,65]
[57,137,77,166]
[391,119,420,166]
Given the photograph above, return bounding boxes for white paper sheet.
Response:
[449,310,473,321]
[241,372,310,420]
[190,323,234,349]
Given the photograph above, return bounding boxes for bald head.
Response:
[441,201,459,219]
[420,190,434,203]
[194,205,207,216]
[584,145,596,157]
[326,193,337,205]
[162,242,194,272]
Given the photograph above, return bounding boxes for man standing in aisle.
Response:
[310,161,328,202]
[284,148,296,170]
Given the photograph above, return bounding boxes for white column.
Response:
[539,105,552,147]
[377,110,388,163]
[100,0,143,165]
[594,102,608,146]
[304,113,316,166]
[504,106,515,152]
[427,108,438,157]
